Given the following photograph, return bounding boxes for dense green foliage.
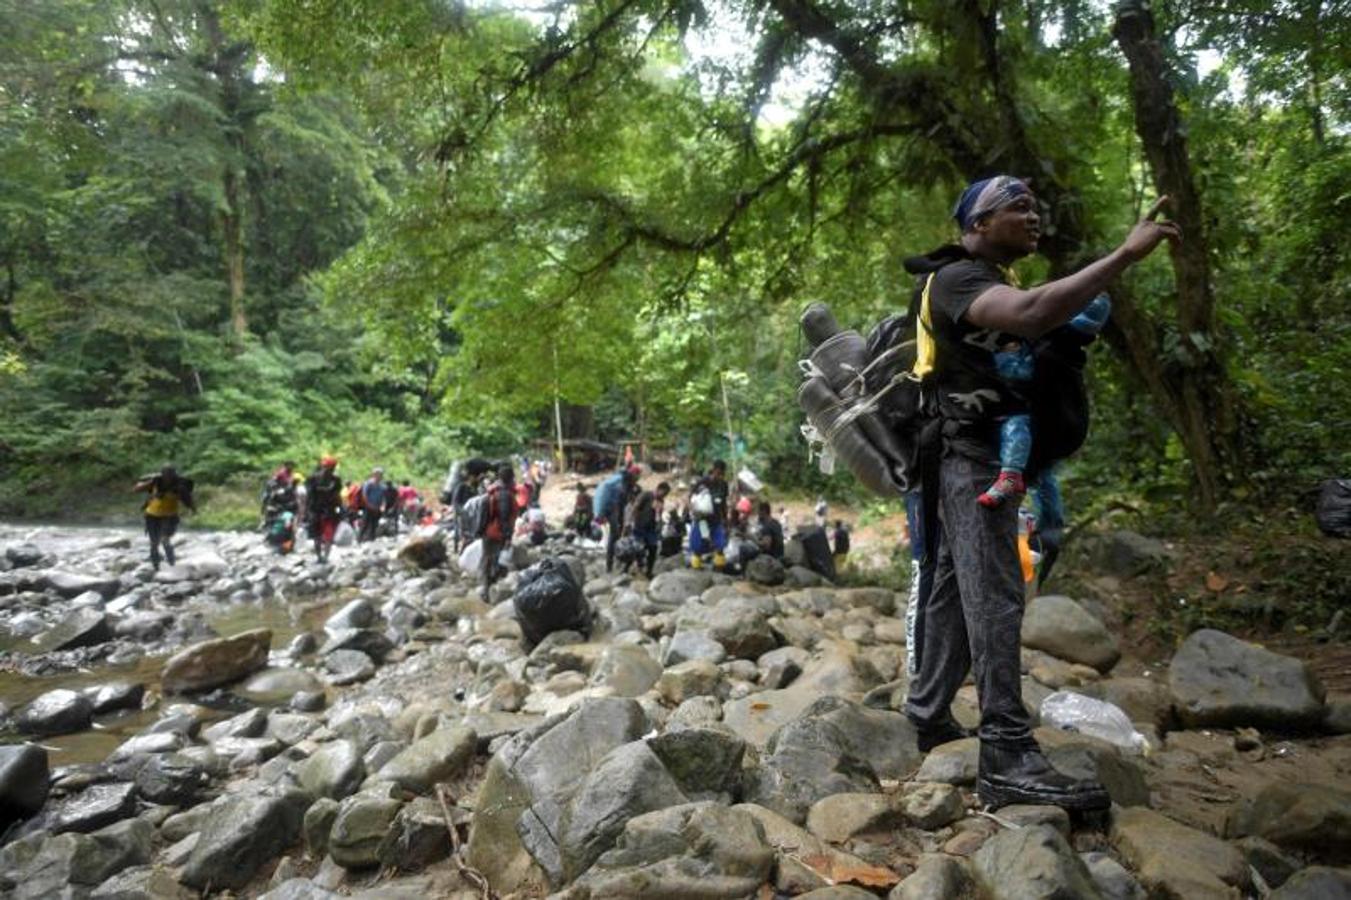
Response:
[0,0,1347,525]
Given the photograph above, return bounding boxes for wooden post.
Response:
[553,344,566,473]
[720,371,738,497]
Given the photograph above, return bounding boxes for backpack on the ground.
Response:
[799,525,837,581]
[513,557,591,647]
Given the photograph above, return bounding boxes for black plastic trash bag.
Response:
[798,525,837,581]
[513,557,591,647]
[1316,479,1351,538]
[615,535,645,565]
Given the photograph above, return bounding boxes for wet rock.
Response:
[571,801,774,899]
[325,599,376,632]
[325,649,376,685]
[17,688,94,736]
[161,628,272,694]
[1270,867,1351,900]
[203,707,268,741]
[396,529,448,570]
[329,795,403,869]
[288,632,318,656]
[1112,806,1248,898]
[1021,595,1120,673]
[590,644,662,697]
[333,712,399,755]
[973,824,1103,900]
[889,853,975,900]
[269,712,320,745]
[1169,629,1325,729]
[180,790,310,890]
[7,818,153,898]
[373,724,476,794]
[304,796,341,856]
[0,744,50,830]
[706,595,778,660]
[377,796,450,871]
[648,570,716,607]
[44,570,122,600]
[554,740,688,883]
[663,630,727,666]
[292,690,326,712]
[108,730,186,762]
[465,697,649,895]
[806,792,900,843]
[83,682,145,716]
[899,781,964,830]
[34,608,113,652]
[745,554,786,586]
[5,543,43,568]
[134,753,212,805]
[90,863,197,899]
[1039,729,1149,808]
[804,696,922,780]
[297,740,366,800]
[744,709,880,824]
[656,658,722,705]
[1082,851,1146,900]
[1225,782,1351,862]
[996,804,1070,837]
[668,695,723,730]
[320,628,394,663]
[48,782,137,834]
[647,727,746,799]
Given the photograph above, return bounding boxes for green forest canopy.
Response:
[0,0,1346,520]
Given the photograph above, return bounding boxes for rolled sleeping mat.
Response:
[808,330,869,400]
[800,302,842,348]
[798,376,906,498]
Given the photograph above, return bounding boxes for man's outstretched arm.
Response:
[968,197,1182,338]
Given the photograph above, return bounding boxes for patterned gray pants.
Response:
[905,452,1034,748]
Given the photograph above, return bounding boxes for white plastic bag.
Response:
[333,520,356,547]
[498,546,513,568]
[690,489,714,518]
[458,538,483,573]
[1040,691,1151,755]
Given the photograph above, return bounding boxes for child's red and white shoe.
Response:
[978,470,1026,508]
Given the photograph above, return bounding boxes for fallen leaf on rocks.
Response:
[797,853,900,888]
[1205,571,1228,592]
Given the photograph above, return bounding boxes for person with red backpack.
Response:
[480,463,522,600]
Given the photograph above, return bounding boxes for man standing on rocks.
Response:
[357,467,387,543]
[902,177,1179,811]
[305,456,343,563]
[627,480,670,578]
[480,463,522,600]
[134,465,194,570]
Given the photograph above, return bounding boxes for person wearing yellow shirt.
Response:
[133,465,195,570]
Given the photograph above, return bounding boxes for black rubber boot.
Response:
[909,713,974,753]
[977,742,1110,811]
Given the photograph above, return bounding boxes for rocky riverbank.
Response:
[1,521,1349,899]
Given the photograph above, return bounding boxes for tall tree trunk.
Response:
[200,0,248,341]
[1,259,22,344]
[1112,0,1242,509]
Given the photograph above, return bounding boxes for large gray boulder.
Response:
[0,744,49,830]
[465,698,649,895]
[16,688,93,736]
[1226,782,1351,863]
[33,608,112,652]
[328,795,403,869]
[1093,530,1171,576]
[43,570,122,600]
[571,801,774,899]
[373,723,476,794]
[648,570,716,607]
[744,701,882,824]
[553,740,688,883]
[973,824,1103,899]
[1169,629,1326,729]
[162,628,272,693]
[396,528,448,569]
[663,630,728,666]
[296,740,366,800]
[590,644,662,697]
[646,728,746,800]
[1112,806,1249,898]
[4,818,153,898]
[1270,867,1351,900]
[705,595,778,660]
[180,791,310,890]
[1021,595,1120,673]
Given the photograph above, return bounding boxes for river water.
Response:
[0,521,355,765]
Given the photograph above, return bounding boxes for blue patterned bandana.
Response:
[953,176,1031,232]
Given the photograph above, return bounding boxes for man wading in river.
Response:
[134,465,195,570]
[903,178,1180,811]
